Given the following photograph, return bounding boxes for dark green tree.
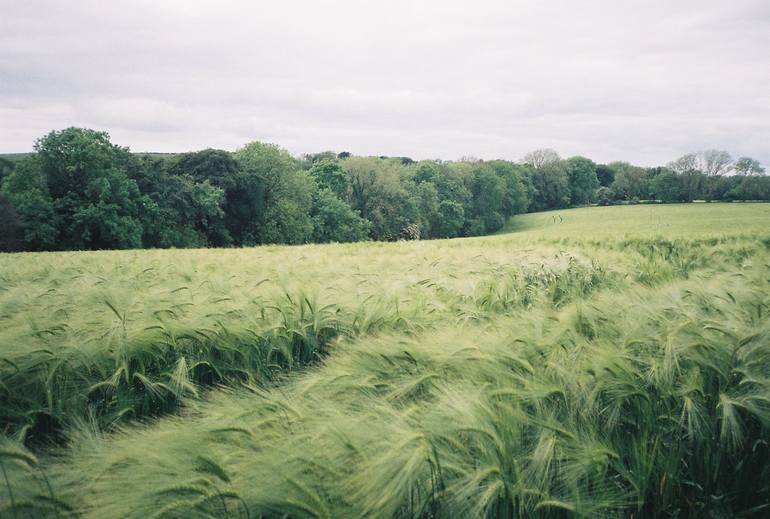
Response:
[526,161,570,211]
[667,154,702,202]
[468,165,506,234]
[595,164,615,187]
[309,159,349,199]
[0,156,14,184]
[410,180,440,238]
[1,157,58,250]
[344,157,418,240]
[566,156,599,205]
[311,188,371,243]
[50,130,141,247]
[728,175,770,201]
[169,149,240,191]
[0,193,23,251]
[232,141,313,245]
[21,128,145,249]
[260,169,316,245]
[137,166,227,248]
[650,169,683,202]
[486,161,530,217]
[435,200,465,238]
[608,161,650,201]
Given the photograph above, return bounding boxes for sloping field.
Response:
[501,203,770,237]
[1,203,769,518]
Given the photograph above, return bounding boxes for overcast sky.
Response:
[1,0,768,166]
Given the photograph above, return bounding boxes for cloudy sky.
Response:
[1,0,768,166]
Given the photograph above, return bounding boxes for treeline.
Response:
[0,128,768,252]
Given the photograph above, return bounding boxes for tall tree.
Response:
[526,161,570,211]
[311,188,371,243]
[468,165,506,234]
[435,200,465,238]
[309,159,349,199]
[698,150,732,201]
[343,157,418,240]
[608,161,649,201]
[667,154,701,201]
[595,164,615,187]
[650,169,684,202]
[232,141,314,245]
[0,157,57,250]
[486,160,530,217]
[32,128,145,249]
[135,163,228,248]
[566,156,599,205]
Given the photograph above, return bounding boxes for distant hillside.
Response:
[0,152,34,162]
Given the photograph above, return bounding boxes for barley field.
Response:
[1,203,769,518]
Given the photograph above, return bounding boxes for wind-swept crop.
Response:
[0,204,768,517]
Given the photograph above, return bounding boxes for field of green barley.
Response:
[1,203,770,518]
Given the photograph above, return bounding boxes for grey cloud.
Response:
[1,0,768,166]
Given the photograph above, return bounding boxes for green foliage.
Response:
[140,172,228,248]
[607,161,649,201]
[0,193,23,252]
[311,188,371,243]
[728,175,770,201]
[0,157,14,184]
[35,128,145,249]
[650,169,684,202]
[486,160,530,217]
[261,169,316,245]
[436,200,465,238]
[595,186,612,206]
[309,159,349,199]
[2,128,768,252]
[232,141,311,245]
[411,161,473,239]
[565,156,599,205]
[1,157,58,250]
[527,161,571,211]
[344,157,419,241]
[169,148,240,191]
[595,164,615,187]
[469,165,506,233]
[410,181,440,238]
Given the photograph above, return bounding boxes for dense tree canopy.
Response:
[4,129,145,250]
[1,127,767,252]
[311,188,371,243]
[527,160,570,212]
[566,156,599,205]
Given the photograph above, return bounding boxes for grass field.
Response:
[501,203,770,237]
[1,203,769,518]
